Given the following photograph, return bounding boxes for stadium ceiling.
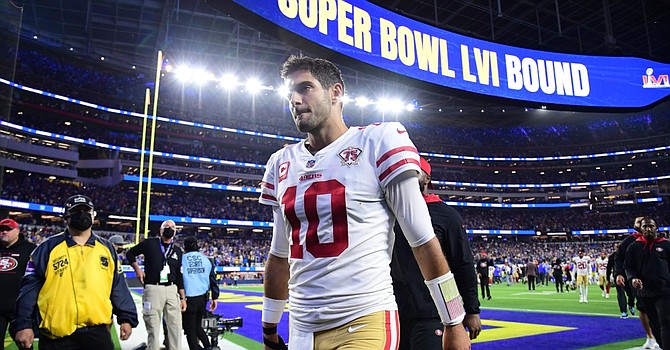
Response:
[3,0,670,127]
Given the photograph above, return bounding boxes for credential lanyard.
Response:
[160,240,173,267]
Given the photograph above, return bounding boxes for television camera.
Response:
[201,311,243,349]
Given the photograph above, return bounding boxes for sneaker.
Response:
[629,306,636,316]
[605,293,610,299]
[620,312,628,319]
[602,291,605,297]
[643,338,658,349]
[487,296,491,300]
[579,297,584,303]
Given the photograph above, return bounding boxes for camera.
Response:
[201,311,243,349]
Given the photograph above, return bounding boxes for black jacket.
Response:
[625,237,670,298]
[615,233,641,279]
[606,252,616,282]
[391,200,480,318]
[0,234,36,314]
[126,237,184,290]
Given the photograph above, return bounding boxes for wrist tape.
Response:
[425,272,466,326]
[262,297,287,324]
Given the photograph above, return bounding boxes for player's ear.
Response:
[331,83,343,103]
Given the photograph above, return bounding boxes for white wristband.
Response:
[425,272,466,326]
[262,297,287,324]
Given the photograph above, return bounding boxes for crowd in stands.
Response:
[2,36,670,273]
[2,170,668,233]
[5,42,670,158]
[0,171,273,221]
[8,94,670,187]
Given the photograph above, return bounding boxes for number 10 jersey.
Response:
[259,122,422,332]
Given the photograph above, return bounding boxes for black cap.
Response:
[64,194,94,212]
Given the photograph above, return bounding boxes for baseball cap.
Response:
[64,194,94,212]
[0,218,19,230]
[108,235,127,245]
[419,156,434,189]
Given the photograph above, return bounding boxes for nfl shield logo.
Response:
[339,147,363,167]
[306,159,316,168]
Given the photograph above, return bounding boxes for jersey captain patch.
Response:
[338,146,362,167]
[278,161,290,183]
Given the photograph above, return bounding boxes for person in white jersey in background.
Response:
[595,252,610,298]
[573,250,592,303]
[259,56,470,350]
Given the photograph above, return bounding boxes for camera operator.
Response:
[182,236,219,350]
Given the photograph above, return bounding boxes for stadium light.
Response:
[192,68,214,85]
[246,78,263,94]
[377,98,404,112]
[355,96,372,107]
[220,74,239,90]
[174,66,193,83]
[276,84,290,98]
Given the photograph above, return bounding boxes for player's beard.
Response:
[293,92,331,133]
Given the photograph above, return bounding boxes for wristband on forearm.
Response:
[263,335,288,350]
[262,297,287,324]
[425,272,466,326]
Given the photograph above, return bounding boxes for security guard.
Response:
[13,195,138,350]
[182,236,219,350]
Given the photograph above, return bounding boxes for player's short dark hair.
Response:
[281,55,345,93]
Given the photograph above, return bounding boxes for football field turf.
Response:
[216,282,650,349]
[3,282,652,349]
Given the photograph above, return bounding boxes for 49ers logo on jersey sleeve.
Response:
[338,147,362,167]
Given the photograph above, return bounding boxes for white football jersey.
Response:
[595,257,608,276]
[259,122,422,332]
[573,256,592,276]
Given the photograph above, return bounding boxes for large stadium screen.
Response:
[221,0,670,109]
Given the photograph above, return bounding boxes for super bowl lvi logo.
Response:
[339,147,362,167]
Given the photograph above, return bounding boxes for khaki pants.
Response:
[576,274,589,287]
[143,284,182,350]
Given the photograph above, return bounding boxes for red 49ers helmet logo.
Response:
[338,147,362,167]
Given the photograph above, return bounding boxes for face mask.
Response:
[162,227,175,239]
[68,211,93,231]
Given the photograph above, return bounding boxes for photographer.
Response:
[182,236,219,350]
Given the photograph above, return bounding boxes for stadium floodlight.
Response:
[405,103,415,111]
[276,84,290,99]
[355,96,372,107]
[246,78,263,94]
[192,68,214,85]
[174,66,193,83]
[220,73,239,90]
[377,98,404,112]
